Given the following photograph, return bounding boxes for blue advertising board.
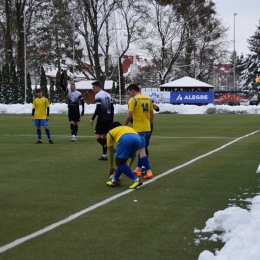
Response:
[170,92,214,104]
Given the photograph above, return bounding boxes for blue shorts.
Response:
[116,134,141,159]
[34,119,48,127]
[138,132,151,147]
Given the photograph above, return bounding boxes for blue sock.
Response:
[141,156,151,171]
[118,164,138,181]
[37,129,41,140]
[45,129,51,139]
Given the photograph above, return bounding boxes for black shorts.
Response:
[95,120,112,135]
[68,107,80,122]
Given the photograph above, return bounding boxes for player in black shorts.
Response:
[90,80,114,160]
[61,72,84,141]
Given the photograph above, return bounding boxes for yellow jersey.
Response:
[128,93,153,132]
[107,126,138,148]
[32,97,50,119]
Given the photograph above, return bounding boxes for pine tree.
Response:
[54,69,63,102]
[18,70,25,104]
[49,79,55,104]
[240,21,260,90]
[10,60,18,103]
[40,66,48,98]
[26,72,33,103]
[2,64,10,104]
[0,69,3,103]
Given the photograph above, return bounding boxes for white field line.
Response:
[0,130,259,254]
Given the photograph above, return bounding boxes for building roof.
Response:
[75,80,114,90]
[160,76,214,88]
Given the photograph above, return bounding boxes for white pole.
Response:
[114,13,121,104]
[24,9,27,103]
[72,17,75,83]
[233,13,237,91]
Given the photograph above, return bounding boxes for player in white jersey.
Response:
[90,80,114,160]
[61,72,84,141]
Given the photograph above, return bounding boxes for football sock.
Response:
[118,164,137,180]
[97,138,107,155]
[37,129,41,140]
[70,124,75,135]
[137,154,142,168]
[45,129,51,139]
[74,125,78,136]
[140,156,151,171]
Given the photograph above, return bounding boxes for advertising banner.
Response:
[170,92,214,104]
[142,91,171,103]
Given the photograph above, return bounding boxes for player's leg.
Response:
[42,120,53,144]
[95,121,110,160]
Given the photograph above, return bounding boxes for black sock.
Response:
[74,125,78,136]
[70,124,75,135]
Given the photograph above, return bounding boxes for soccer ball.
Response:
[109,173,123,186]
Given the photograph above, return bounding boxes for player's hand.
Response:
[109,168,115,177]
[31,116,34,121]
[90,119,93,125]
[81,110,84,116]
[46,116,49,121]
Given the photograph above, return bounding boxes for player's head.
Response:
[92,80,102,93]
[70,82,76,92]
[109,121,122,130]
[35,89,42,97]
[136,83,142,93]
[126,84,140,97]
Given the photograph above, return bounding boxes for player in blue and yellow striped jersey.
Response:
[106,122,148,189]
[31,89,53,144]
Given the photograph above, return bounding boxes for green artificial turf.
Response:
[0,113,259,259]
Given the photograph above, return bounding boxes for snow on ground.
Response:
[1,103,260,259]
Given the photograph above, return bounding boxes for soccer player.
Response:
[90,80,114,160]
[60,71,84,141]
[31,89,53,144]
[106,122,143,189]
[124,83,154,179]
[137,84,160,175]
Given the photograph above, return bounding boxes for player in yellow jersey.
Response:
[106,122,143,189]
[31,89,53,144]
[124,84,154,179]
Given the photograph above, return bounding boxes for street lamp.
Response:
[24,8,27,103]
[233,13,237,90]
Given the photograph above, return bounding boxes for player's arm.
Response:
[153,103,160,112]
[124,111,132,126]
[31,108,35,120]
[107,133,115,176]
[60,71,67,92]
[90,104,101,125]
[80,98,84,116]
[110,100,114,122]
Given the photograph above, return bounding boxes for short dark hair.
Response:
[109,121,122,130]
[70,83,76,86]
[126,84,140,92]
[35,89,42,93]
[92,80,102,88]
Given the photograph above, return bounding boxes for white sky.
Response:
[1,103,260,259]
[214,0,260,56]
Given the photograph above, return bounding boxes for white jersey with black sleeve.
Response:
[94,90,113,121]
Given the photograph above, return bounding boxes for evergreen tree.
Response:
[40,66,48,98]
[10,60,18,103]
[49,79,55,104]
[240,21,260,90]
[18,70,25,104]
[26,72,33,103]
[54,69,63,103]
[2,63,10,104]
[0,69,3,103]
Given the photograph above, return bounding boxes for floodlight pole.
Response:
[233,13,237,91]
[24,8,27,103]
